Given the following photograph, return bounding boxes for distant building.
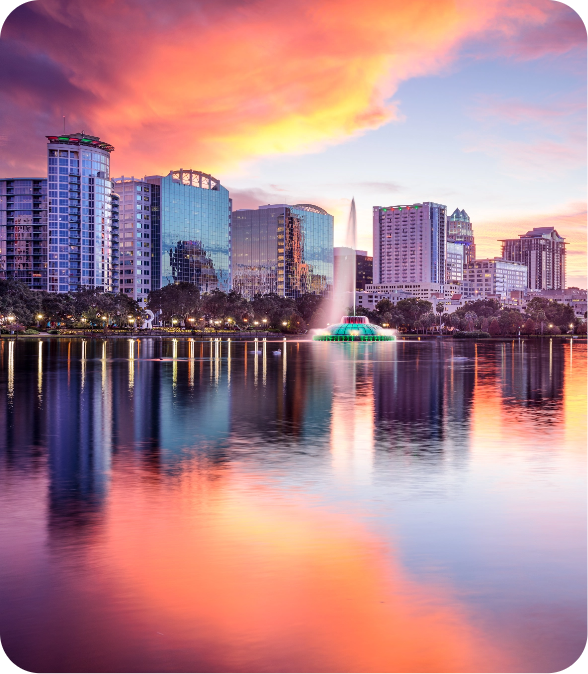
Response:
[446,241,465,284]
[463,258,527,299]
[356,250,373,290]
[501,227,566,290]
[447,208,475,264]
[45,132,116,293]
[232,203,333,300]
[334,247,373,293]
[0,177,47,290]
[373,202,446,285]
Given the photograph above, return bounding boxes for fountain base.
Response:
[313,316,395,342]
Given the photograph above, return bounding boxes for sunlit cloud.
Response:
[0,0,584,178]
[476,201,587,286]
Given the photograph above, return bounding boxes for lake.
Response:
[0,337,585,672]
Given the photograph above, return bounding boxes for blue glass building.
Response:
[46,133,116,293]
[232,203,333,299]
[145,169,231,293]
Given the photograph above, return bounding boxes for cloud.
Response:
[476,201,587,287]
[0,0,585,178]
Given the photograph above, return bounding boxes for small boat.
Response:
[249,350,262,354]
[272,350,282,355]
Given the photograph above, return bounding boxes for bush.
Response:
[24,328,39,334]
[452,331,491,338]
[48,329,59,334]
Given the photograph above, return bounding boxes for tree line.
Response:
[1,279,584,336]
[357,296,585,335]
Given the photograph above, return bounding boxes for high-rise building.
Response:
[144,169,231,294]
[46,133,116,293]
[114,170,231,302]
[463,258,527,299]
[355,250,373,290]
[501,227,566,290]
[232,203,333,300]
[110,192,120,293]
[446,240,465,284]
[373,202,446,285]
[111,177,154,304]
[0,177,47,290]
[447,208,475,264]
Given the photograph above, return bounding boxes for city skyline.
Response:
[0,0,585,288]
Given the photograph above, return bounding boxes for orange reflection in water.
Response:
[103,463,510,673]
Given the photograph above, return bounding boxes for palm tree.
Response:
[537,310,547,335]
[435,302,445,334]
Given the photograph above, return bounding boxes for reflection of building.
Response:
[232,204,333,299]
[447,208,475,264]
[463,258,527,299]
[46,133,116,293]
[170,240,218,289]
[145,169,231,293]
[0,178,48,290]
[114,170,231,300]
[501,227,566,290]
[373,202,447,285]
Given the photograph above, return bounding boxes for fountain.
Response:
[313,198,395,342]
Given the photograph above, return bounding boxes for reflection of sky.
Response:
[0,338,585,672]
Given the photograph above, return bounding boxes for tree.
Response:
[435,302,445,333]
[536,310,547,335]
[0,279,40,325]
[421,312,435,334]
[522,318,536,335]
[449,312,461,331]
[395,298,432,331]
[547,324,561,335]
[488,318,501,336]
[498,309,525,336]
[295,294,325,324]
[455,299,500,320]
[148,282,201,324]
[464,311,477,332]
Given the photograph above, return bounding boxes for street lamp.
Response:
[282,321,287,326]
[172,318,178,326]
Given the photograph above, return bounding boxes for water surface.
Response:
[0,337,585,672]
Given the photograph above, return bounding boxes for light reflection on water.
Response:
[0,337,585,673]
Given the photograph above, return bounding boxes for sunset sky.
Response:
[0,0,586,286]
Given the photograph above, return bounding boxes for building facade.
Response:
[447,208,475,264]
[0,178,47,290]
[373,202,446,286]
[232,203,333,300]
[145,169,231,294]
[463,258,527,299]
[111,177,154,304]
[356,250,373,290]
[46,133,116,293]
[446,241,465,284]
[501,227,566,290]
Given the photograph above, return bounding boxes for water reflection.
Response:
[0,338,585,672]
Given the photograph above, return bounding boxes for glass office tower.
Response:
[232,203,333,300]
[0,178,47,290]
[46,133,115,293]
[144,169,231,293]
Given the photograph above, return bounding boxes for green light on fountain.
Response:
[313,316,395,342]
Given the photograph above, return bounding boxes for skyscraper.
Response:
[334,248,373,292]
[46,133,116,293]
[144,169,231,294]
[232,204,333,300]
[111,177,154,304]
[0,177,47,290]
[501,227,566,290]
[447,208,475,264]
[113,169,231,301]
[372,202,446,285]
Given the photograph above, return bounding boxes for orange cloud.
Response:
[0,0,584,177]
[476,201,587,286]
